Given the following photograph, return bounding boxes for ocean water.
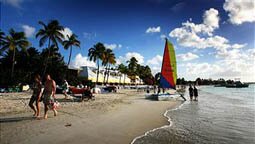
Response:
[133,85,255,144]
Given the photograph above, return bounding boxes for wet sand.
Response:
[0,89,182,144]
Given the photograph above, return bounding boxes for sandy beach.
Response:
[0,89,182,144]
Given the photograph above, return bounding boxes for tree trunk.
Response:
[96,59,99,84]
[119,74,122,84]
[42,39,51,77]
[67,46,72,66]
[103,64,108,84]
[11,47,16,80]
[106,65,110,83]
[124,74,126,86]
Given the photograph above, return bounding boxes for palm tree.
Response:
[1,29,29,80]
[118,63,128,84]
[102,49,116,83]
[36,20,64,75]
[63,34,80,66]
[0,29,5,44]
[88,42,106,84]
[127,57,138,82]
[102,49,109,84]
[0,30,6,56]
[105,50,116,83]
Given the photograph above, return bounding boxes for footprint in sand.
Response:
[65,123,72,127]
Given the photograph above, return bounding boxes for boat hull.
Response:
[145,93,180,101]
[226,84,249,88]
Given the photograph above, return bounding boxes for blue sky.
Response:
[1,0,254,81]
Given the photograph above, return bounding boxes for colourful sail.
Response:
[159,39,177,89]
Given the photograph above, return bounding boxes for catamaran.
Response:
[146,39,186,101]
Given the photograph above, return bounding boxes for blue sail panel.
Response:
[160,75,175,89]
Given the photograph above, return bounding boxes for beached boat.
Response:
[146,39,186,101]
[145,93,181,101]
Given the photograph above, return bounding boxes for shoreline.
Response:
[0,89,182,144]
[131,98,186,144]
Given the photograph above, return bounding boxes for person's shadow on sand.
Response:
[0,116,34,123]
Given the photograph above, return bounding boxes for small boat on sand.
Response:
[145,39,186,101]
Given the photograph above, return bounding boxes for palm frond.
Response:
[39,35,48,47]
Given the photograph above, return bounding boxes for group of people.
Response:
[188,84,198,101]
[28,74,58,119]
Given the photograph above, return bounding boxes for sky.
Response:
[1,0,255,82]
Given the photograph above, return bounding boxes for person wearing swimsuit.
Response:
[194,86,198,101]
[43,74,57,119]
[29,74,42,118]
[189,84,194,101]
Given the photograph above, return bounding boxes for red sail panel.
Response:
[160,40,175,88]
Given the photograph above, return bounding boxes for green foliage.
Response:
[88,42,106,84]
[127,57,138,77]
[36,20,64,48]
[0,46,67,86]
[124,57,154,85]
[102,48,116,83]
[63,34,80,66]
[36,20,64,76]
[0,29,30,81]
[177,77,187,85]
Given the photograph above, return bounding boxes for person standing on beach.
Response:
[189,84,194,101]
[157,86,161,94]
[194,86,198,101]
[62,79,69,99]
[29,74,42,118]
[43,74,57,119]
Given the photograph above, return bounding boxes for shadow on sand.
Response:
[0,116,34,123]
[56,97,95,103]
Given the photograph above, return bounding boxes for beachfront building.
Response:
[78,66,143,84]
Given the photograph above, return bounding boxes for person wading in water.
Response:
[189,84,194,101]
[194,86,198,101]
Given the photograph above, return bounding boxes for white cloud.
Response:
[231,43,247,49]
[69,53,96,69]
[223,0,255,25]
[146,55,163,74]
[116,52,144,65]
[186,62,221,76]
[169,8,245,50]
[61,27,73,40]
[146,26,161,33]
[0,0,23,8]
[203,8,220,29]
[22,25,35,38]
[104,43,122,50]
[182,48,255,82]
[176,8,219,36]
[160,34,167,40]
[83,32,97,40]
[147,55,162,65]
[150,66,161,75]
[177,52,199,61]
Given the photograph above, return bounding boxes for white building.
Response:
[78,66,143,84]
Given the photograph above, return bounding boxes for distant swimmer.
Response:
[189,84,193,101]
[194,86,198,101]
